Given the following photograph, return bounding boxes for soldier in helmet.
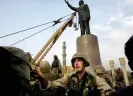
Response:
[34,52,113,96]
[30,61,58,96]
[40,60,57,81]
[0,46,31,96]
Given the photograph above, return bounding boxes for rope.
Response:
[10,25,53,46]
[0,21,53,39]
[9,18,69,46]
[0,13,72,39]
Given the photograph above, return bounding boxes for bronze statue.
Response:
[65,0,91,35]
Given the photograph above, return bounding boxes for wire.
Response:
[0,13,72,39]
[61,13,72,19]
[9,18,69,46]
[0,21,53,39]
[10,25,53,46]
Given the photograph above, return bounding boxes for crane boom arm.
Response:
[32,12,76,65]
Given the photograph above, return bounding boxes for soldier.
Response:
[51,55,62,78]
[34,52,113,96]
[94,65,114,89]
[0,46,31,96]
[30,61,58,96]
[40,60,57,81]
[65,0,91,35]
[114,68,126,89]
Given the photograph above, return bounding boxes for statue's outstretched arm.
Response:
[66,2,77,11]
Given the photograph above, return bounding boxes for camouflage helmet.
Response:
[40,60,51,73]
[0,46,31,80]
[71,52,89,67]
[94,65,105,74]
[0,46,29,64]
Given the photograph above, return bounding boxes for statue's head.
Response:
[79,0,84,6]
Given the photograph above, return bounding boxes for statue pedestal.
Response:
[76,34,101,72]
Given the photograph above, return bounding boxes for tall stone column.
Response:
[76,34,101,72]
[109,60,116,87]
[62,41,67,76]
[119,58,129,86]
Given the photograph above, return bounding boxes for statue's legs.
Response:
[80,21,85,35]
[85,21,90,34]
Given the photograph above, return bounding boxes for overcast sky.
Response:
[0,0,133,71]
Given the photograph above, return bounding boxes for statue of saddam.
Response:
[65,0,91,36]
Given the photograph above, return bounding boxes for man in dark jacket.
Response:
[111,35,133,96]
[65,0,91,35]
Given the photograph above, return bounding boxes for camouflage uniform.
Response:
[40,60,57,81]
[46,53,113,96]
[47,71,113,96]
